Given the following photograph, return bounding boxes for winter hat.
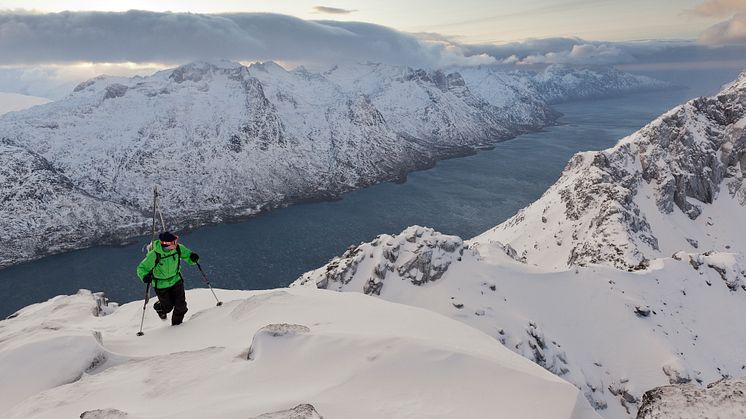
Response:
[159,231,178,243]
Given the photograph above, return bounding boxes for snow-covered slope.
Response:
[474,69,746,270]
[294,227,746,418]
[294,71,746,419]
[0,287,599,419]
[0,61,667,268]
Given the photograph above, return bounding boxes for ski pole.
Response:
[137,186,159,337]
[196,262,223,306]
[136,283,151,336]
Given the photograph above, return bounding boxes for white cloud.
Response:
[699,12,746,45]
[517,43,634,65]
[462,37,746,68]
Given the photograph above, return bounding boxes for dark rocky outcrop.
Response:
[637,377,746,419]
[250,403,323,419]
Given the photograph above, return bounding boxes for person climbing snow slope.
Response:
[136,231,199,325]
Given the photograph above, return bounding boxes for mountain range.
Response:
[0,61,668,268]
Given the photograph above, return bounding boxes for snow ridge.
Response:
[0,287,599,419]
[474,70,746,270]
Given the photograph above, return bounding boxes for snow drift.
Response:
[0,288,598,419]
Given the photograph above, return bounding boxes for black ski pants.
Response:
[153,279,188,325]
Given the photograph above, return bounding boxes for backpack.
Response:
[150,245,183,283]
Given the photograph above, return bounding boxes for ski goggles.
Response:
[160,237,179,248]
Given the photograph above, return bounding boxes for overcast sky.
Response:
[2,0,738,43]
[1,0,745,98]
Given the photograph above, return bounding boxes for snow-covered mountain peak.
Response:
[247,60,288,74]
[168,60,229,83]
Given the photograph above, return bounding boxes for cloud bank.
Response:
[460,37,746,67]
[2,10,744,70]
[0,10,492,68]
[1,10,745,99]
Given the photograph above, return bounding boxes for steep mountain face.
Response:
[474,70,746,270]
[322,63,557,145]
[294,71,746,419]
[0,61,667,268]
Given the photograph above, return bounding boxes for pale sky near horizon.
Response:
[0,0,724,43]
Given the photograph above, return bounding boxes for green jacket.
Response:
[136,240,196,289]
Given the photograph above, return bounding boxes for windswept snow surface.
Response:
[294,71,746,419]
[0,60,668,268]
[294,227,746,419]
[0,288,598,419]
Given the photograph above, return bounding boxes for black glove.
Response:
[143,273,153,284]
[190,253,200,263]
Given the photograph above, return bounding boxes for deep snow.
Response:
[0,288,598,419]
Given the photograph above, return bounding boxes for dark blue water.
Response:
[0,68,740,318]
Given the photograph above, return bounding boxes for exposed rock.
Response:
[662,362,692,385]
[80,409,130,419]
[609,380,639,414]
[523,322,570,376]
[682,251,746,291]
[103,84,128,100]
[636,377,746,419]
[634,305,651,317]
[251,404,323,419]
[294,226,465,295]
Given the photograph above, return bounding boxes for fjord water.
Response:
[0,68,740,318]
